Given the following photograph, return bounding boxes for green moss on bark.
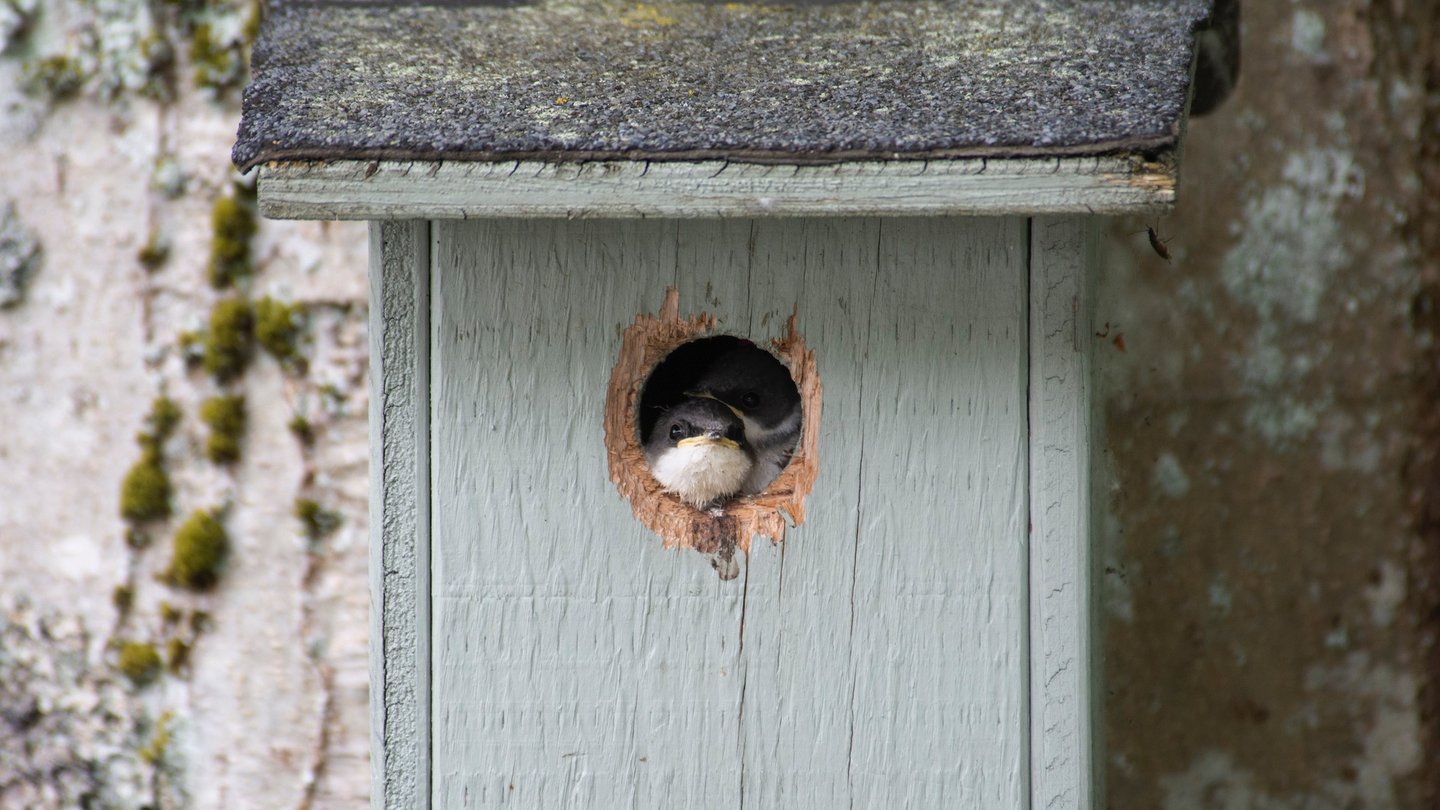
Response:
[200,394,246,464]
[22,54,85,100]
[165,510,228,591]
[295,498,341,541]
[137,230,171,272]
[146,396,182,442]
[206,195,256,289]
[288,413,314,445]
[122,397,182,522]
[189,22,244,95]
[117,641,162,686]
[202,297,253,382]
[164,638,191,674]
[254,296,303,362]
[119,453,171,522]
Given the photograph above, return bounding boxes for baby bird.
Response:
[644,397,755,510]
[686,345,802,496]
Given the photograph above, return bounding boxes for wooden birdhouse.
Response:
[234,0,1226,806]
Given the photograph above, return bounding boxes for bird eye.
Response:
[668,423,685,441]
[741,392,760,409]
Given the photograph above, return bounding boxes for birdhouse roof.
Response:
[234,0,1217,218]
[235,0,1214,167]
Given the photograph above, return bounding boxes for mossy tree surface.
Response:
[117,640,162,686]
[254,295,303,363]
[0,0,370,805]
[144,396,182,445]
[21,55,85,99]
[206,195,256,289]
[120,455,172,522]
[202,296,253,382]
[200,394,246,464]
[120,397,183,522]
[295,498,341,541]
[165,510,229,591]
[138,229,171,271]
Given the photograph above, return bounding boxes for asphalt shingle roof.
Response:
[233,0,1213,171]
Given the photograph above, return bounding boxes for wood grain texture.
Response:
[258,158,1175,221]
[428,217,1030,807]
[1028,216,1098,810]
[369,221,431,809]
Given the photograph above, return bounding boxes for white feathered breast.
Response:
[649,443,752,508]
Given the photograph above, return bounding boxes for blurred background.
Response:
[0,0,1435,807]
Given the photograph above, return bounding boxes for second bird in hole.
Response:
[643,341,803,510]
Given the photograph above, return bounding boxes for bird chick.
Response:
[644,397,755,510]
[686,344,801,496]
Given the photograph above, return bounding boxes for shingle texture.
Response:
[233,0,1213,170]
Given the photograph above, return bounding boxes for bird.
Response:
[644,397,755,510]
[686,344,802,495]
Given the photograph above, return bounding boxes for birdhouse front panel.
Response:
[429,216,1031,806]
[234,1,1220,805]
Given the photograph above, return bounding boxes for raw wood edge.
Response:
[603,289,820,578]
[257,158,1178,221]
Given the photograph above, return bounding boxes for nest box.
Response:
[234,0,1230,806]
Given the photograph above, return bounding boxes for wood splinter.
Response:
[604,287,821,579]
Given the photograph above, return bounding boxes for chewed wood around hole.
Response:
[604,287,821,579]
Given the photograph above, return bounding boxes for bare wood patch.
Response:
[604,287,821,577]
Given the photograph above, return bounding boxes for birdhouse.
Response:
[234,1,1226,806]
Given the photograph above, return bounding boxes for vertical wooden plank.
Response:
[426,216,1033,809]
[1029,215,1098,810]
[370,220,431,810]
[726,218,1029,807]
[429,220,747,809]
[843,218,1030,808]
[731,217,881,808]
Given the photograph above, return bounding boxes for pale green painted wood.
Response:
[729,218,1031,807]
[1029,217,1100,809]
[429,218,1030,807]
[369,221,431,810]
[431,220,746,808]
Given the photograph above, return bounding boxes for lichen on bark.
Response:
[0,598,157,808]
[0,201,41,308]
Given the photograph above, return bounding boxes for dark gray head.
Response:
[686,346,800,431]
[645,396,748,457]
